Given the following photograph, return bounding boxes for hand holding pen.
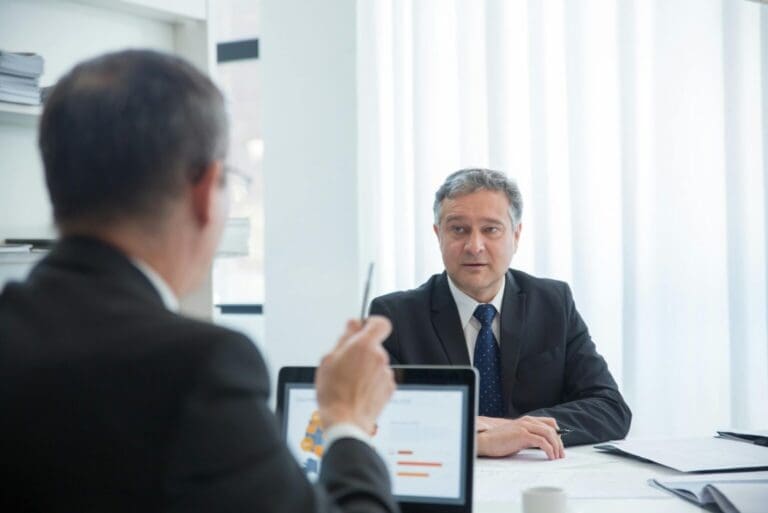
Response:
[360,262,374,323]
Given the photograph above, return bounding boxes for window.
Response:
[213,0,263,339]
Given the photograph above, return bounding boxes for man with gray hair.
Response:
[0,50,398,512]
[370,168,631,457]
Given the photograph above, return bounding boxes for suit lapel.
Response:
[499,270,527,414]
[430,272,471,365]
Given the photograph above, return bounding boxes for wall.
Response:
[261,0,362,387]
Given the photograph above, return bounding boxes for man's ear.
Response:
[433,223,440,238]
[511,222,523,254]
[190,162,224,227]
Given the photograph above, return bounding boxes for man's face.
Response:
[434,189,521,303]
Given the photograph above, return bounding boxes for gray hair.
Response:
[433,168,523,226]
[40,49,228,228]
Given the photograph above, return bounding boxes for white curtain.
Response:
[357,0,768,437]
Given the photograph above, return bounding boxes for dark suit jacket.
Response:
[0,237,397,513]
[370,270,631,446]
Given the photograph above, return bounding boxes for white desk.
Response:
[474,445,703,512]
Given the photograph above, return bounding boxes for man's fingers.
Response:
[520,415,558,430]
[318,318,396,434]
[527,434,556,460]
[333,316,392,362]
[521,417,565,458]
[384,366,396,393]
[551,430,565,459]
[473,417,566,459]
[355,315,393,346]
[535,416,559,430]
[334,319,363,350]
[523,421,563,459]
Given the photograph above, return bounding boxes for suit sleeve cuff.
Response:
[324,422,373,449]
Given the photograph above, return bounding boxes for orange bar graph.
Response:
[397,461,443,467]
[397,471,430,478]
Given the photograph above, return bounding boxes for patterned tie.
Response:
[473,304,505,417]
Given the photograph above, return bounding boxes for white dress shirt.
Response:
[324,423,374,449]
[447,275,505,365]
[130,258,180,312]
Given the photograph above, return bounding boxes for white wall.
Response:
[261,0,362,388]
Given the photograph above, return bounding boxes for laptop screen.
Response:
[277,366,476,513]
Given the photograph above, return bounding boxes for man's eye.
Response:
[450,226,466,234]
[484,226,500,234]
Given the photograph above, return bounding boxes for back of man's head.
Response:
[39,49,228,232]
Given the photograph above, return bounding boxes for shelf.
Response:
[73,0,207,23]
[0,103,42,127]
[0,0,215,317]
[0,251,45,264]
[0,251,45,288]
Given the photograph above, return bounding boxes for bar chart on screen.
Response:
[371,386,467,500]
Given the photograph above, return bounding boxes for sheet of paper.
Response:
[475,449,668,501]
[478,447,609,470]
[595,437,768,472]
[475,467,669,500]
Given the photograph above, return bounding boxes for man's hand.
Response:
[476,415,511,432]
[477,416,565,460]
[315,316,395,435]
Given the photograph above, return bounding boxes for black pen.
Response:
[360,262,374,323]
[556,428,572,436]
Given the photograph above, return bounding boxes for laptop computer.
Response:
[276,365,477,513]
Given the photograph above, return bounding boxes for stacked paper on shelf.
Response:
[0,243,32,253]
[0,51,45,106]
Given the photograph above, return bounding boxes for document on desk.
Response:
[650,471,768,513]
[478,447,607,470]
[594,438,768,472]
[475,449,668,501]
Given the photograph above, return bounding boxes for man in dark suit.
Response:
[0,50,398,513]
[370,168,631,456]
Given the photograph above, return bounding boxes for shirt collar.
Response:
[130,258,180,312]
[447,274,506,329]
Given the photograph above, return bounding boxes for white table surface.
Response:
[473,445,704,512]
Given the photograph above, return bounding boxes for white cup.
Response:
[522,486,567,513]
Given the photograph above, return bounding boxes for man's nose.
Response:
[464,231,485,254]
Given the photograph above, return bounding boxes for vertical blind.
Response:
[357,0,768,436]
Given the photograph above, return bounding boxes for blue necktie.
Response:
[473,304,505,417]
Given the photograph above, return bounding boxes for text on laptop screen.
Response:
[283,383,470,505]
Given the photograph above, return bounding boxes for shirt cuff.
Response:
[324,422,373,449]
